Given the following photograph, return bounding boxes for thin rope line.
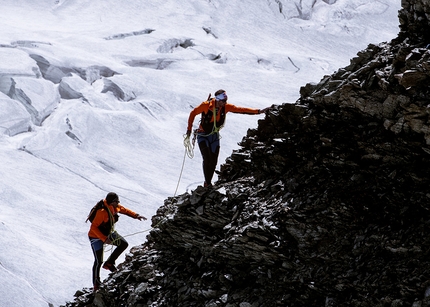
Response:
[174,146,188,198]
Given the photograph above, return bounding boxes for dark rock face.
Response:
[398,0,430,44]
[63,3,430,307]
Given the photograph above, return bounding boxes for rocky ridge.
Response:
[64,1,430,306]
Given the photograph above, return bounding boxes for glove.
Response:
[259,107,270,114]
[136,214,147,221]
[186,130,191,137]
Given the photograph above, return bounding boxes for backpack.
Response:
[86,200,106,223]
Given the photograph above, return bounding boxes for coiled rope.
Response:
[183,133,195,159]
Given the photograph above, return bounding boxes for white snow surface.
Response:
[0,0,400,306]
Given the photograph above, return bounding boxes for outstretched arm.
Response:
[118,204,146,220]
[226,104,269,115]
[226,104,272,115]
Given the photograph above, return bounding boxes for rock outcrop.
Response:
[63,1,430,307]
[398,0,430,44]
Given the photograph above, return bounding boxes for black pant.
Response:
[198,136,220,185]
[89,232,128,287]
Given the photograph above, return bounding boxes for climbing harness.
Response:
[198,100,225,137]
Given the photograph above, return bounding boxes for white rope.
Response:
[183,134,195,159]
[172,134,195,197]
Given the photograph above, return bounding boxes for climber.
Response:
[88,192,146,292]
[186,89,270,187]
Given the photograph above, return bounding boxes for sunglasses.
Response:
[215,92,228,101]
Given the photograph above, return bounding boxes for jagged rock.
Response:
[396,69,428,88]
[398,0,430,43]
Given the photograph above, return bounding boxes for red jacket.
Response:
[88,199,138,242]
[187,98,260,133]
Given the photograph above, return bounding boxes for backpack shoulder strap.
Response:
[85,199,105,223]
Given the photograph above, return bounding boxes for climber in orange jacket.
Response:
[187,89,269,187]
[88,192,146,292]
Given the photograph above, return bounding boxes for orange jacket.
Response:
[187,98,260,133]
[88,199,138,242]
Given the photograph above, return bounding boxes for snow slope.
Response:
[0,0,400,306]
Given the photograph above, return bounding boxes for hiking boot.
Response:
[204,181,213,188]
[103,262,117,272]
[93,284,99,293]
